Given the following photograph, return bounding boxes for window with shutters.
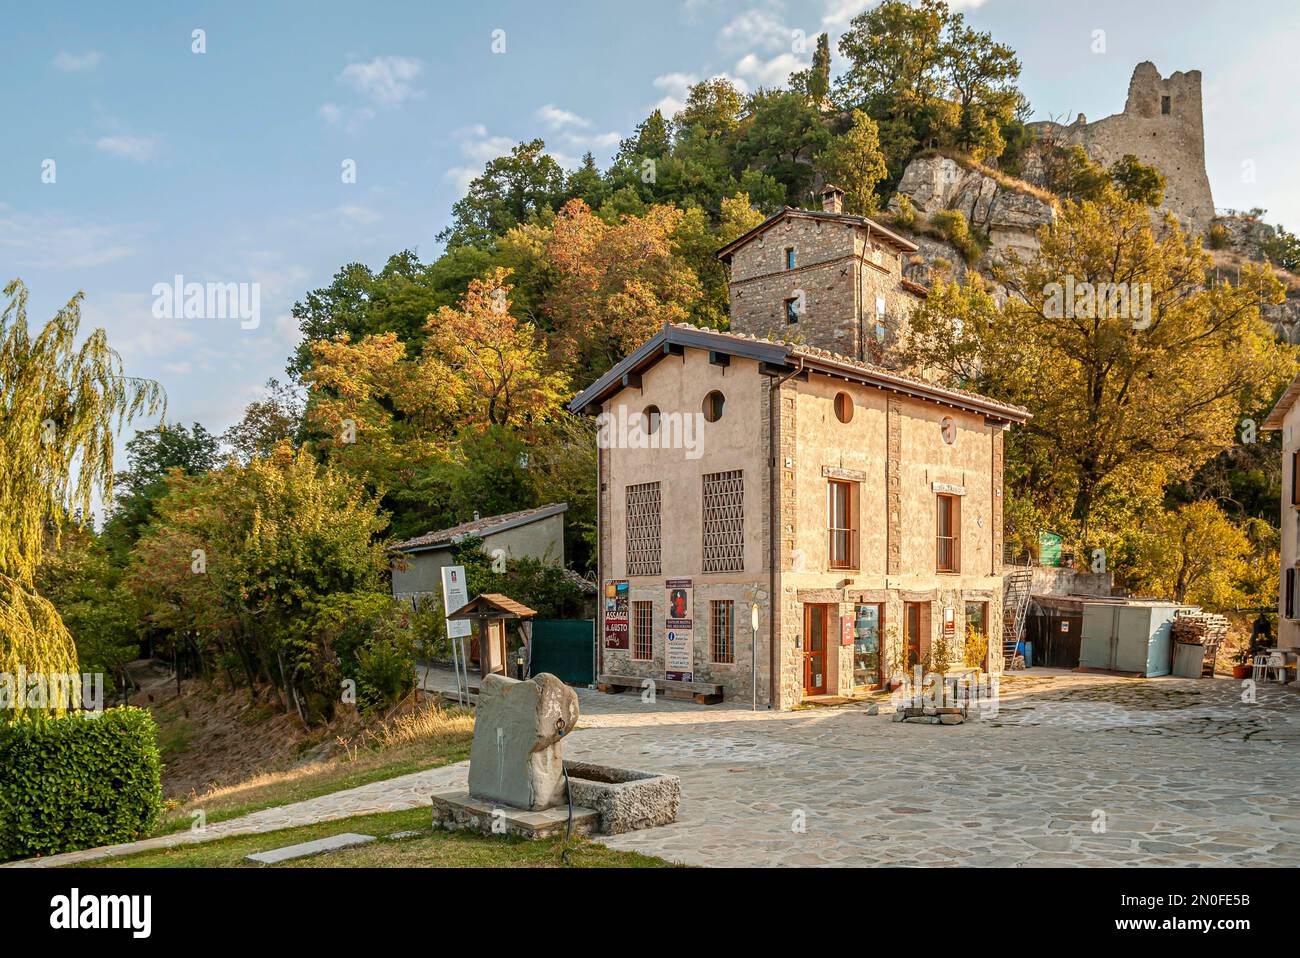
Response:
[1292,451,1300,506]
[626,482,661,576]
[702,470,744,572]
[937,493,960,573]
[1287,568,1296,620]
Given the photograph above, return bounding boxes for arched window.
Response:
[834,391,853,424]
[643,405,661,434]
[702,390,725,423]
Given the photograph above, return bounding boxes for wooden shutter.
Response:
[1287,568,1295,620]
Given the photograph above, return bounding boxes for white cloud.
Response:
[735,51,806,88]
[0,211,139,268]
[537,103,591,130]
[95,134,157,162]
[338,204,380,225]
[652,72,698,117]
[53,50,103,72]
[719,9,791,54]
[338,55,423,107]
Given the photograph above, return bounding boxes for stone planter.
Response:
[563,762,681,835]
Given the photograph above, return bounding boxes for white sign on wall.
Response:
[665,578,694,682]
[441,565,471,639]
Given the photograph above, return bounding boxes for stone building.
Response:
[1263,375,1300,657]
[570,324,1029,709]
[391,503,568,601]
[717,185,928,366]
[1032,61,1215,233]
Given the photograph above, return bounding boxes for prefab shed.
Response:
[1077,599,1185,677]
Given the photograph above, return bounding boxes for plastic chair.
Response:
[1252,653,1285,683]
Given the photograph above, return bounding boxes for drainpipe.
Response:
[768,358,805,709]
[595,407,604,686]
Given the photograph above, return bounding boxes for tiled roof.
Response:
[716,206,919,261]
[393,502,568,553]
[568,323,1030,425]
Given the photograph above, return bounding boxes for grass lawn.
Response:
[96,807,675,868]
[151,705,474,837]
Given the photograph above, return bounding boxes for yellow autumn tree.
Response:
[905,189,1294,542]
[424,268,570,430]
[0,281,163,717]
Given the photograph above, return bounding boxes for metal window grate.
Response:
[626,482,662,576]
[702,470,744,572]
[711,600,734,663]
[632,601,654,661]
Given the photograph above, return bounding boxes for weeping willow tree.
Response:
[0,280,164,719]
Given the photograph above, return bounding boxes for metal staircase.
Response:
[1001,569,1033,670]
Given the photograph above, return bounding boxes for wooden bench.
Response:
[597,673,724,705]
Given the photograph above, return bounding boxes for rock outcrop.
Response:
[888,154,1056,262]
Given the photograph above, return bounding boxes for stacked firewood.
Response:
[1172,611,1229,646]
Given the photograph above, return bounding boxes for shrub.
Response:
[1206,223,1230,251]
[0,707,162,860]
[929,209,985,264]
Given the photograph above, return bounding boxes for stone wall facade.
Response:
[594,339,1013,709]
[726,213,921,366]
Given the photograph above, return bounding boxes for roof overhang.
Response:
[567,325,1030,426]
[716,208,918,262]
[1263,368,1300,430]
[392,502,569,555]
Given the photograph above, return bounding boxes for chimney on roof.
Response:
[820,184,845,215]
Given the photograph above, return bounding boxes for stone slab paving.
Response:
[14,669,1300,868]
[581,671,1300,867]
[244,832,376,864]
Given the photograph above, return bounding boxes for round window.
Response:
[702,390,725,423]
[834,391,853,424]
[643,405,661,434]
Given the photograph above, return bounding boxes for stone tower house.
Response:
[716,185,927,365]
[1056,61,1215,232]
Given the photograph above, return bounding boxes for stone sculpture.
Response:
[467,672,579,811]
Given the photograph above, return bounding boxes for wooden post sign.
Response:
[665,578,694,681]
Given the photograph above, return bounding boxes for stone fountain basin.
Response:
[563,762,681,835]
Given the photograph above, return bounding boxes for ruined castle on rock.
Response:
[1040,61,1216,232]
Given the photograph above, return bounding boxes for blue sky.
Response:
[2,0,1297,487]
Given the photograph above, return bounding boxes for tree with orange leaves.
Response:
[424,268,569,429]
[545,199,702,383]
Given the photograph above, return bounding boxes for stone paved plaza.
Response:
[579,670,1300,866]
[15,668,1300,867]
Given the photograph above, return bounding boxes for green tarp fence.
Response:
[530,619,594,685]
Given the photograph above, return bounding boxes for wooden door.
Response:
[803,604,827,695]
[904,602,923,670]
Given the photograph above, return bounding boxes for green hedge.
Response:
[0,707,162,861]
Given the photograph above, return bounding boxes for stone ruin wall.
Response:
[1055,61,1216,234]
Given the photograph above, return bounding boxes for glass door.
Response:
[854,604,882,689]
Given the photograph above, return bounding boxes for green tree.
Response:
[438,139,567,249]
[817,110,889,214]
[101,421,222,561]
[734,89,830,206]
[1109,154,1166,207]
